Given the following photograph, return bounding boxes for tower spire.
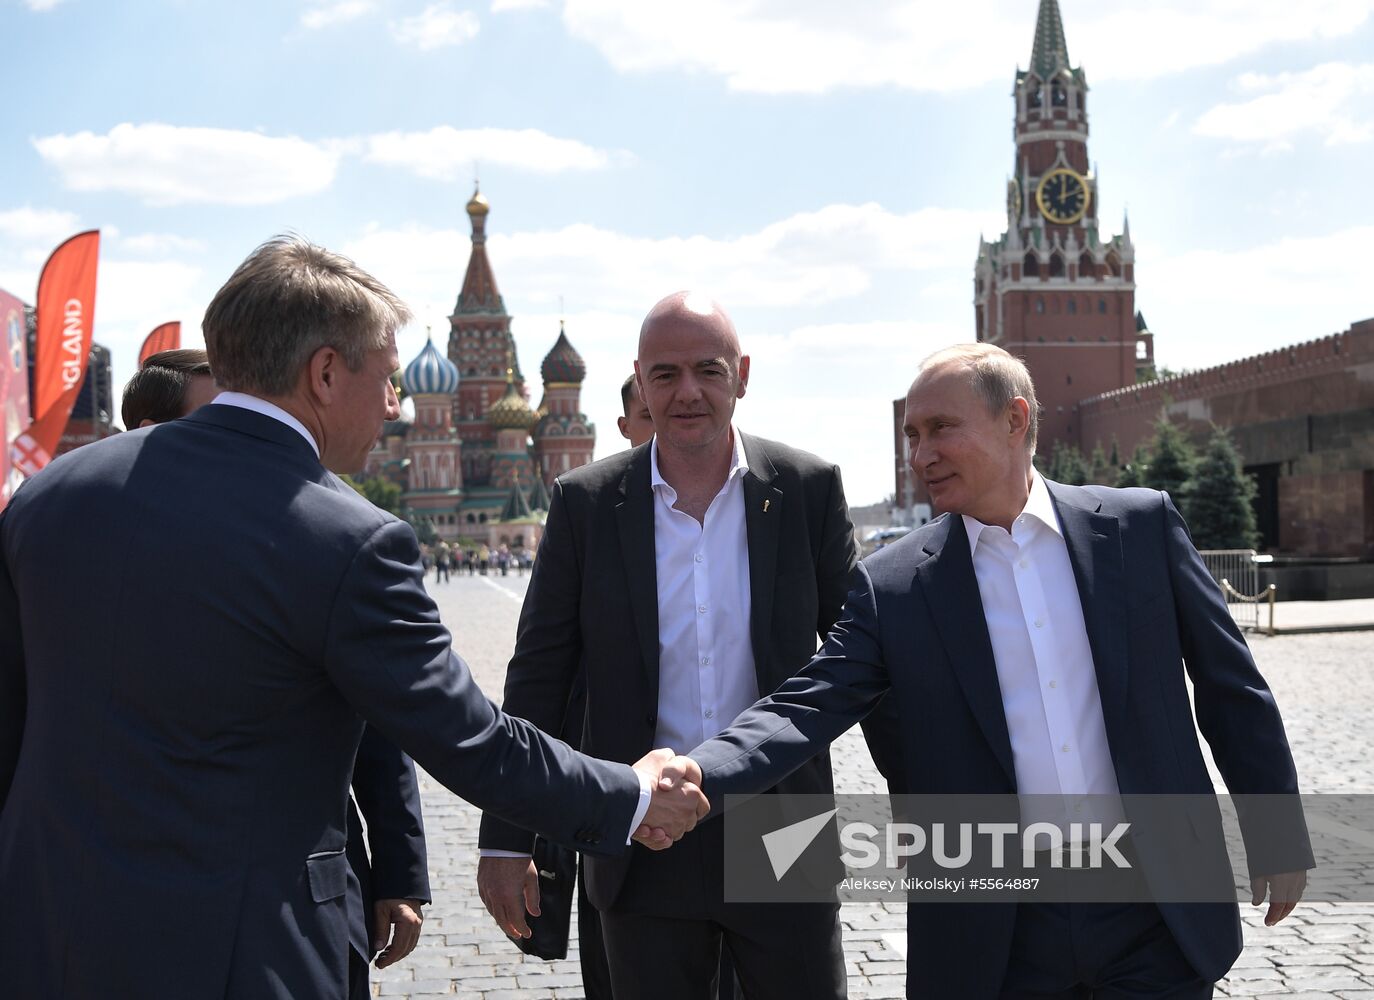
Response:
[1030,0,1071,77]
[455,183,504,315]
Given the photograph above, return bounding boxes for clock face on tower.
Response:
[1036,168,1090,225]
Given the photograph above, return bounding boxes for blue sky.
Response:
[3,0,1372,504]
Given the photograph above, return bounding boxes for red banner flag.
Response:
[20,230,99,472]
[1,287,31,509]
[138,321,181,366]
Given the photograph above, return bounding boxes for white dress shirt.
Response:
[963,472,1123,833]
[211,392,653,851]
[649,428,759,752]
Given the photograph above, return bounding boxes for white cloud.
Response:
[492,0,549,10]
[1140,225,1374,371]
[555,0,1374,94]
[0,207,81,248]
[118,233,209,255]
[1193,62,1374,151]
[301,1,375,29]
[363,126,630,178]
[24,0,67,10]
[1147,226,1374,311]
[344,202,1002,318]
[32,123,343,206]
[391,2,480,49]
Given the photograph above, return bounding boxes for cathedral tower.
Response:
[449,185,528,485]
[532,321,595,487]
[400,333,464,537]
[973,0,1141,451]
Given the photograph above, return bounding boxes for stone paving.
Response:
[369,572,1374,998]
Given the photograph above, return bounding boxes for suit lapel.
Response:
[614,448,661,705]
[915,515,1017,788]
[1046,481,1129,727]
[740,433,783,690]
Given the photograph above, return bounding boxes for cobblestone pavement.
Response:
[370,572,1374,999]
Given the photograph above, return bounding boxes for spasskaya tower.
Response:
[973,0,1143,451]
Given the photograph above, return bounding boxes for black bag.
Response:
[512,836,578,960]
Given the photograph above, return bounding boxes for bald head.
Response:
[634,291,748,457]
[638,291,741,362]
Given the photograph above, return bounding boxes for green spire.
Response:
[526,465,550,512]
[500,471,533,521]
[1030,0,1071,77]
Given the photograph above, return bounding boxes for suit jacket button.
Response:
[646,713,657,727]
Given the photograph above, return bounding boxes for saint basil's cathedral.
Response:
[364,187,595,547]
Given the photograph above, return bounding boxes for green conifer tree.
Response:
[1116,444,1150,488]
[1056,445,1089,486]
[1089,442,1109,485]
[1186,425,1259,550]
[1044,439,1065,481]
[1143,416,1195,503]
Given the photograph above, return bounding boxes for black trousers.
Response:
[578,858,616,1000]
[581,873,740,1000]
[999,900,1212,999]
[347,946,370,1000]
[596,821,844,1000]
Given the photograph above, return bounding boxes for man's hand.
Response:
[477,856,541,939]
[630,750,708,850]
[371,898,424,968]
[1251,870,1307,926]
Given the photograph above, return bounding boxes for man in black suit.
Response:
[122,348,432,1000]
[0,236,707,1000]
[667,343,1312,999]
[477,293,857,999]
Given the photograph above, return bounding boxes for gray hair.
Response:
[918,343,1040,453]
[202,234,412,396]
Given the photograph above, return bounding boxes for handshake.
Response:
[477,748,706,940]
[629,748,709,850]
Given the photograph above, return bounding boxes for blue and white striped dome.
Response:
[402,336,459,396]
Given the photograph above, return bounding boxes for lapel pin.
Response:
[763,500,770,513]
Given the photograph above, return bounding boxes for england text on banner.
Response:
[25,230,100,470]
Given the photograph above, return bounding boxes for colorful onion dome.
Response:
[486,378,537,431]
[402,335,460,396]
[540,322,586,384]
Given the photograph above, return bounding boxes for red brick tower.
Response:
[973,0,1140,452]
[448,185,529,486]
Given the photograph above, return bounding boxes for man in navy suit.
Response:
[0,235,707,1000]
[667,343,1311,998]
[122,348,432,1000]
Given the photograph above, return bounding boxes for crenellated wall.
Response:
[1079,317,1374,557]
[1079,319,1374,454]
